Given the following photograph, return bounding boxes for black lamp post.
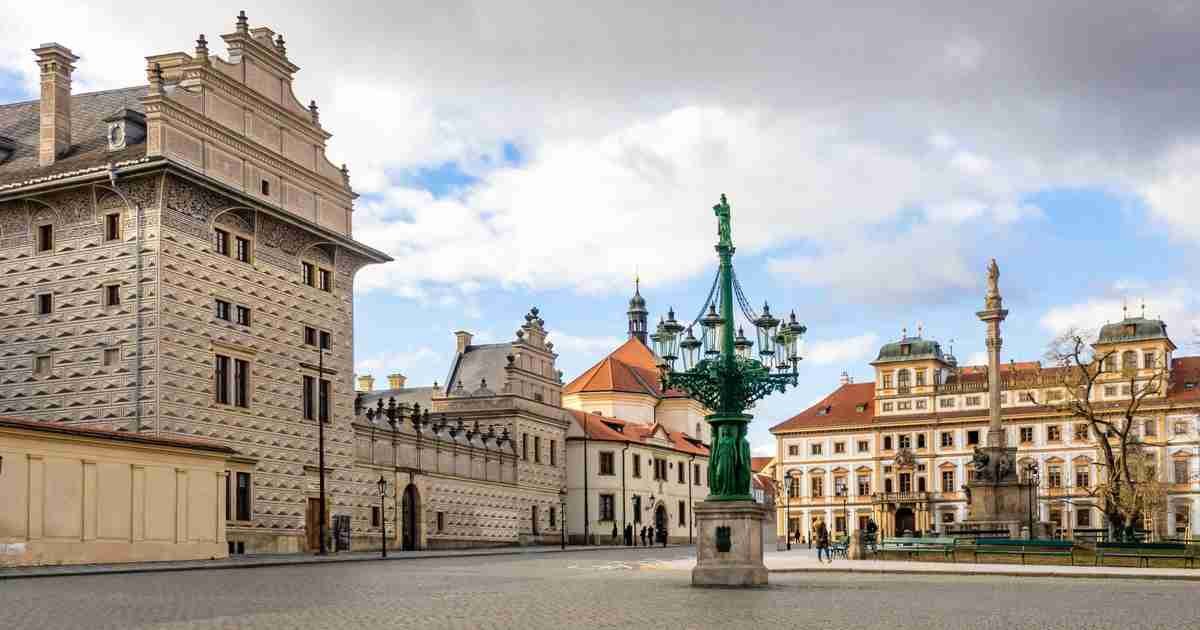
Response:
[783,470,798,550]
[1024,461,1040,539]
[559,488,567,550]
[378,475,389,558]
[316,347,328,555]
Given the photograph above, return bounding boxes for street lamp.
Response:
[559,488,567,550]
[377,475,389,558]
[652,195,805,502]
[784,469,799,550]
[1024,461,1040,539]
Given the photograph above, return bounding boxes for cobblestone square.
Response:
[1,548,1195,629]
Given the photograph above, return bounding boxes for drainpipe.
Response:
[688,453,695,545]
[106,164,143,433]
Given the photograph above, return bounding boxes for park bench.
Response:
[964,538,1076,565]
[879,536,958,562]
[1094,542,1199,568]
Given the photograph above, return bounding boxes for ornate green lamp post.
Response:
[652,194,805,502]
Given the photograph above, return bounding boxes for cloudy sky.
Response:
[4,1,1200,455]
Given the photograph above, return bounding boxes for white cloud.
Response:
[964,351,989,367]
[751,442,776,457]
[805,333,880,366]
[1139,144,1200,241]
[1039,285,1200,337]
[355,347,443,385]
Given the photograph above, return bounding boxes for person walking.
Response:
[625,523,633,547]
[815,519,832,563]
[640,526,647,547]
[648,525,655,547]
[865,518,879,553]
[612,522,619,545]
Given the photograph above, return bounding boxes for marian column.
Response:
[979,259,1008,450]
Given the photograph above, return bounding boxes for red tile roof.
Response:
[750,456,773,473]
[568,409,709,456]
[563,338,687,398]
[753,472,777,497]
[770,356,1200,434]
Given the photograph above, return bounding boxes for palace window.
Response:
[522,434,528,460]
[881,402,894,412]
[882,373,893,389]
[599,494,615,521]
[215,355,230,404]
[35,292,52,315]
[1076,509,1091,527]
[302,375,315,420]
[940,397,955,408]
[916,434,926,449]
[318,378,330,421]
[1173,421,1189,436]
[1047,465,1062,489]
[1143,351,1156,369]
[632,453,642,477]
[1104,385,1117,397]
[1045,389,1064,402]
[788,476,800,497]
[1103,355,1116,372]
[897,369,911,392]
[917,476,927,493]
[857,475,870,496]
[302,262,315,287]
[811,476,824,497]
[884,477,894,493]
[898,473,912,493]
[788,445,799,456]
[941,470,955,492]
[534,436,542,463]
[36,223,53,252]
[33,354,52,378]
[235,236,251,263]
[966,395,982,406]
[215,299,231,321]
[677,463,685,484]
[103,283,121,307]
[215,229,230,255]
[1074,423,1089,441]
[679,501,687,526]
[235,305,251,326]
[371,506,381,528]
[1019,392,1034,403]
[883,436,893,451]
[811,443,823,456]
[234,359,250,408]
[1019,427,1034,444]
[1143,419,1157,437]
[105,213,121,241]
[694,463,702,485]
[857,440,869,453]
[319,269,332,292]
[898,434,911,449]
[897,401,912,411]
[437,512,445,533]
[915,370,926,386]
[834,476,848,497]
[103,347,121,367]
[940,432,954,448]
[942,512,956,524]
[235,472,251,521]
[834,441,846,454]
[549,506,557,528]
[966,430,980,445]
[1122,350,1137,370]
[1175,459,1189,484]
[654,458,668,480]
[1075,467,1090,488]
[550,440,557,466]
[1046,425,1061,442]
[915,399,927,410]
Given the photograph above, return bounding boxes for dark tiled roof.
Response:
[1097,317,1170,345]
[0,86,148,189]
[0,416,236,455]
[872,336,945,364]
[445,343,512,395]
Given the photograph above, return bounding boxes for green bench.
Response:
[964,538,1076,565]
[1094,542,1199,568]
[879,536,958,562]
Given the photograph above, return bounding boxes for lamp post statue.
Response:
[651,194,805,587]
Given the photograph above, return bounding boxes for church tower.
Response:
[627,278,648,345]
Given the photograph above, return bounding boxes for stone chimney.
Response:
[387,373,406,390]
[356,374,375,392]
[839,371,851,386]
[455,330,473,354]
[33,43,79,167]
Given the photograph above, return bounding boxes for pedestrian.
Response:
[612,522,618,545]
[661,525,667,548]
[640,526,646,546]
[815,519,831,563]
[625,523,633,546]
[649,525,655,547]
[865,518,879,552]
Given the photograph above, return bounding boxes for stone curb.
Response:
[0,544,676,581]
[768,566,1200,581]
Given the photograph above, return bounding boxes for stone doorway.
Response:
[401,484,419,551]
[654,504,667,543]
[895,507,916,536]
[306,497,322,551]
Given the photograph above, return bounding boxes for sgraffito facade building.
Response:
[0,13,389,555]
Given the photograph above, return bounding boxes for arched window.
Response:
[1122,350,1138,370]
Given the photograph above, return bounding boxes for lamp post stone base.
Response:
[692,500,768,587]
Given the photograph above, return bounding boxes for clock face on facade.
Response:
[107,123,125,150]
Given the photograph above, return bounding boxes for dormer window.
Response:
[260,179,271,196]
[103,108,146,152]
[900,344,911,355]
[1124,324,1136,337]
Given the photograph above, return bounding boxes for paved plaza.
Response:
[1,547,1196,629]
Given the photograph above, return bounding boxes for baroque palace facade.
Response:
[0,14,390,554]
[770,316,1200,541]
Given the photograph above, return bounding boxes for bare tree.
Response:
[1042,327,1169,539]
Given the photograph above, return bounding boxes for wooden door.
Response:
[307,498,321,551]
